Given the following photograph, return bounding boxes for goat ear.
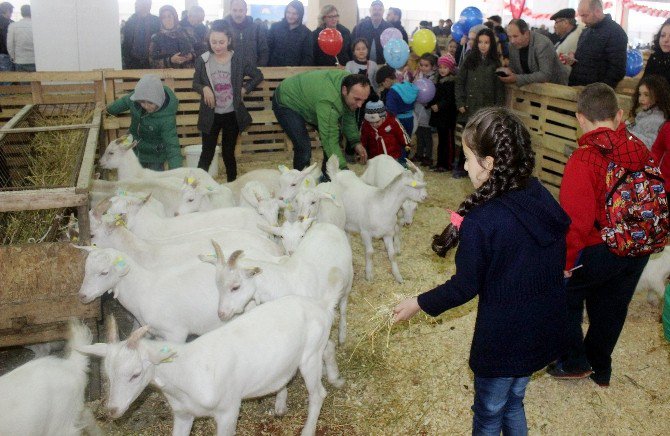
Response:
[303,162,318,176]
[107,316,119,343]
[76,343,109,358]
[302,217,316,230]
[211,240,225,265]
[278,164,289,174]
[124,140,138,151]
[241,187,258,207]
[146,345,177,365]
[198,254,217,265]
[141,193,152,204]
[127,325,151,350]
[244,266,262,278]
[407,180,427,189]
[257,223,281,237]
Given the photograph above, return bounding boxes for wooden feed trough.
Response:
[0,103,102,372]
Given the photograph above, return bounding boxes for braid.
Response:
[432,107,535,257]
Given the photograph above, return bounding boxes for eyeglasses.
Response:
[325,14,339,19]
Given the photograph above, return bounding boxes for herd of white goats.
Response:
[2,134,669,436]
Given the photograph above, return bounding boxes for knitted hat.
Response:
[364,100,386,123]
[438,54,456,71]
[130,75,166,108]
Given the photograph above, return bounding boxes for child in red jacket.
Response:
[360,100,411,163]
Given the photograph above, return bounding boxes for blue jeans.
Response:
[472,376,530,436]
[272,92,312,170]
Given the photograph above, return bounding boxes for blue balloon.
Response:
[626,48,643,77]
[450,21,466,45]
[384,38,410,69]
[460,6,484,32]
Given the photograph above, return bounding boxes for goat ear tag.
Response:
[304,179,311,187]
[411,180,417,187]
[187,177,195,185]
[206,186,215,191]
[278,165,288,173]
[113,256,127,270]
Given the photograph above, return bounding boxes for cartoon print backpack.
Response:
[600,159,670,257]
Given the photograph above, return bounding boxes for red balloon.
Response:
[318,28,343,57]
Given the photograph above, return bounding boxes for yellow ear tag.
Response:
[187,177,195,185]
[304,179,311,187]
[411,180,417,187]
[113,256,127,269]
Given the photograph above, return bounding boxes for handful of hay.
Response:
[348,293,434,361]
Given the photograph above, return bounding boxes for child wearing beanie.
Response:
[360,100,411,163]
[429,54,458,172]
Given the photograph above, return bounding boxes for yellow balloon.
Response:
[411,29,436,56]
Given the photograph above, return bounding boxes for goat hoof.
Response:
[330,377,345,388]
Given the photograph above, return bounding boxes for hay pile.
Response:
[1,108,93,244]
[94,152,670,435]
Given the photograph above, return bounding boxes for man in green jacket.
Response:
[272,70,370,172]
[106,74,182,170]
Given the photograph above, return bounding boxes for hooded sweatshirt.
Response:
[267,1,313,66]
[418,178,571,377]
[627,106,666,150]
[386,81,418,133]
[560,123,652,269]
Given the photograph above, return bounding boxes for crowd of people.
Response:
[3,0,669,434]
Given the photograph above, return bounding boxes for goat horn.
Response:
[211,240,225,265]
[228,250,244,267]
[127,325,150,349]
[106,315,119,343]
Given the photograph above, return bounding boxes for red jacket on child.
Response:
[360,114,410,160]
[651,121,670,191]
[560,123,652,269]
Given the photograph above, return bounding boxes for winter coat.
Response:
[560,123,652,268]
[568,14,627,88]
[508,31,568,86]
[192,51,264,135]
[386,82,418,134]
[555,24,583,75]
[313,24,351,66]
[643,50,670,87]
[274,69,360,168]
[121,13,161,69]
[390,20,408,43]
[627,106,666,149]
[651,121,670,191]
[360,114,410,160]
[429,75,457,128]
[179,18,208,57]
[267,20,313,66]
[455,54,505,123]
[149,29,195,69]
[351,17,392,64]
[106,86,182,168]
[222,15,269,67]
[418,177,570,377]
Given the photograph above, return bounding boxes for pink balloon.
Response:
[380,27,403,47]
[414,78,436,104]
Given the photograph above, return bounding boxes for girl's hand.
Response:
[170,53,186,65]
[431,104,439,112]
[393,297,421,323]
[458,106,467,114]
[203,86,215,109]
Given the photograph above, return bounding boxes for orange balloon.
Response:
[318,28,343,56]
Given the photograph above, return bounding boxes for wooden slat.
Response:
[0,187,88,212]
[76,103,103,190]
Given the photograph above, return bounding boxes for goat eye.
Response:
[231,285,240,292]
[100,270,108,276]
[129,373,140,381]
[311,201,316,205]
[291,183,296,187]
[188,198,194,202]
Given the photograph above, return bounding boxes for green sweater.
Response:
[275,69,360,168]
[106,86,182,168]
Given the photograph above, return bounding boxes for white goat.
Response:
[175,176,235,215]
[239,180,283,226]
[79,291,342,436]
[99,134,219,185]
[635,246,670,305]
[103,193,268,241]
[277,163,321,202]
[329,156,428,283]
[91,177,185,216]
[360,155,427,251]
[205,220,353,343]
[292,182,346,229]
[224,168,281,203]
[90,216,284,269]
[78,247,223,342]
[0,319,100,436]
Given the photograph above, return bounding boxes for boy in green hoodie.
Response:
[107,74,182,170]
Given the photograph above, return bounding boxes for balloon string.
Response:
[335,55,340,66]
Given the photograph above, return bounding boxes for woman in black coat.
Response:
[312,4,351,66]
[643,19,670,86]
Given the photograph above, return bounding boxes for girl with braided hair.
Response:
[394,107,570,435]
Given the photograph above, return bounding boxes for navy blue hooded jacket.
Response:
[418,178,571,377]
